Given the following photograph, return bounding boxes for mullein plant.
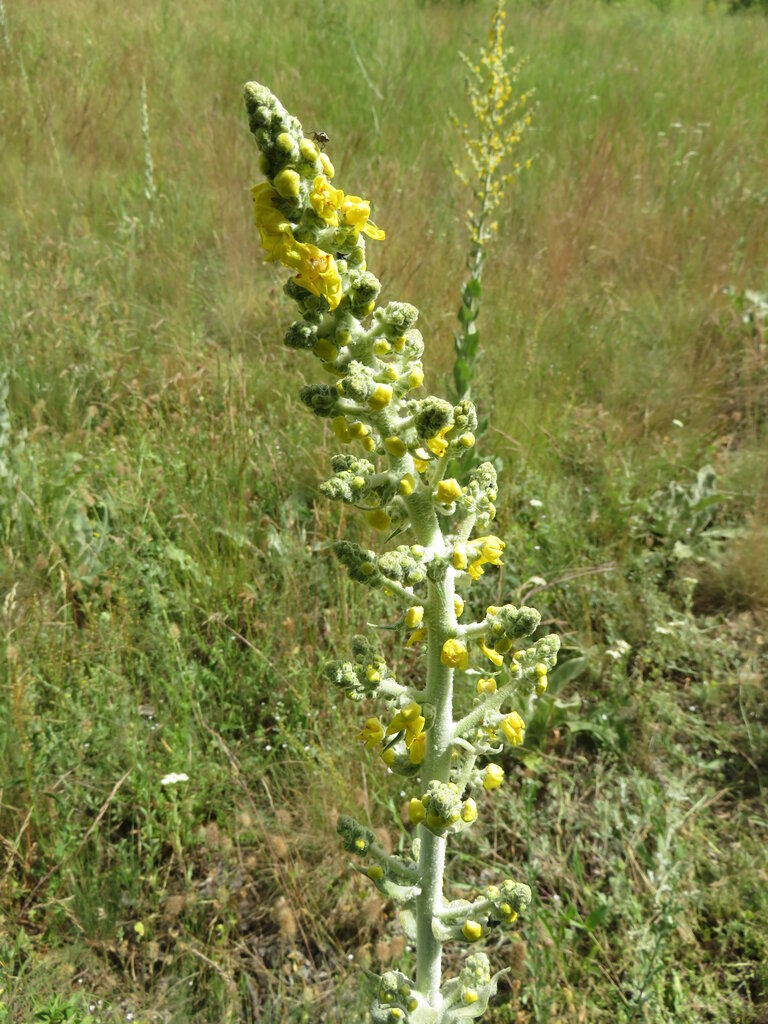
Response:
[450,1,533,414]
[244,80,558,1023]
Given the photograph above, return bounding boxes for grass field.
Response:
[1,0,767,1021]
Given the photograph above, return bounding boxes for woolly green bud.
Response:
[421,780,463,835]
[320,456,375,502]
[345,269,381,317]
[485,604,541,650]
[452,398,478,438]
[283,320,317,350]
[379,546,428,586]
[337,360,376,402]
[299,383,338,418]
[337,815,375,855]
[374,301,419,336]
[333,541,381,585]
[415,396,453,441]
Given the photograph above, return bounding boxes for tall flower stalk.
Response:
[244,81,558,1023]
[451,1,533,409]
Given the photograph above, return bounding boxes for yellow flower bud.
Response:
[348,421,368,439]
[536,674,548,694]
[381,747,396,766]
[366,509,391,531]
[409,366,424,388]
[460,432,475,449]
[332,416,352,443]
[408,798,426,825]
[462,920,483,941]
[314,338,339,362]
[405,606,424,628]
[276,132,294,152]
[461,797,478,823]
[384,436,407,457]
[476,677,497,696]
[385,365,398,382]
[299,137,319,161]
[483,763,504,791]
[452,544,468,570]
[368,384,393,410]
[373,339,391,357]
[463,988,478,1004]
[454,594,465,618]
[441,638,469,670]
[273,168,301,199]
[412,457,429,474]
[436,478,462,503]
[399,473,416,497]
[319,152,335,178]
[368,865,384,881]
[355,837,366,850]
[361,435,376,452]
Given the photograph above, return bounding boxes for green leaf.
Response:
[463,277,482,299]
[584,903,610,931]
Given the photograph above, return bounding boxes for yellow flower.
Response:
[483,763,504,790]
[251,183,293,261]
[332,416,352,443]
[480,638,504,667]
[409,731,426,765]
[462,920,483,941]
[384,436,407,457]
[426,424,452,457]
[436,478,463,503]
[476,677,497,696]
[441,638,469,670]
[452,544,468,570]
[461,797,478,823]
[341,195,385,240]
[409,366,424,389]
[387,703,425,748]
[454,594,465,618]
[412,457,429,474]
[405,606,424,628]
[502,711,525,747]
[406,627,427,648]
[366,509,391,531]
[356,718,384,750]
[399,473,416,496]
[408,798,426,825]
[309,175,344,225]
[368,384,393,410]
[282,240,343,310]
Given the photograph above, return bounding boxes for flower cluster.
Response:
[245,74,558,1021]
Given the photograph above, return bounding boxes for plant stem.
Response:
[415,559,457,1010]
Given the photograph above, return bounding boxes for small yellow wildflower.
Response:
[483,763,504,790]
[436,478,462,503]
[441,638,469,670]
[387,703,425,748]
[405,606,424,628]
[309,175,344,225]
[399,473,416,496]
[341,195,385,240]
[356,718,384,750]
[502,710,525,746]
[480,638,504,667]
[408,797,426,825]
[365,509,391,531]
[368,384,393,410]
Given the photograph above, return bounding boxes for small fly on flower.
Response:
[310,129,330,150]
